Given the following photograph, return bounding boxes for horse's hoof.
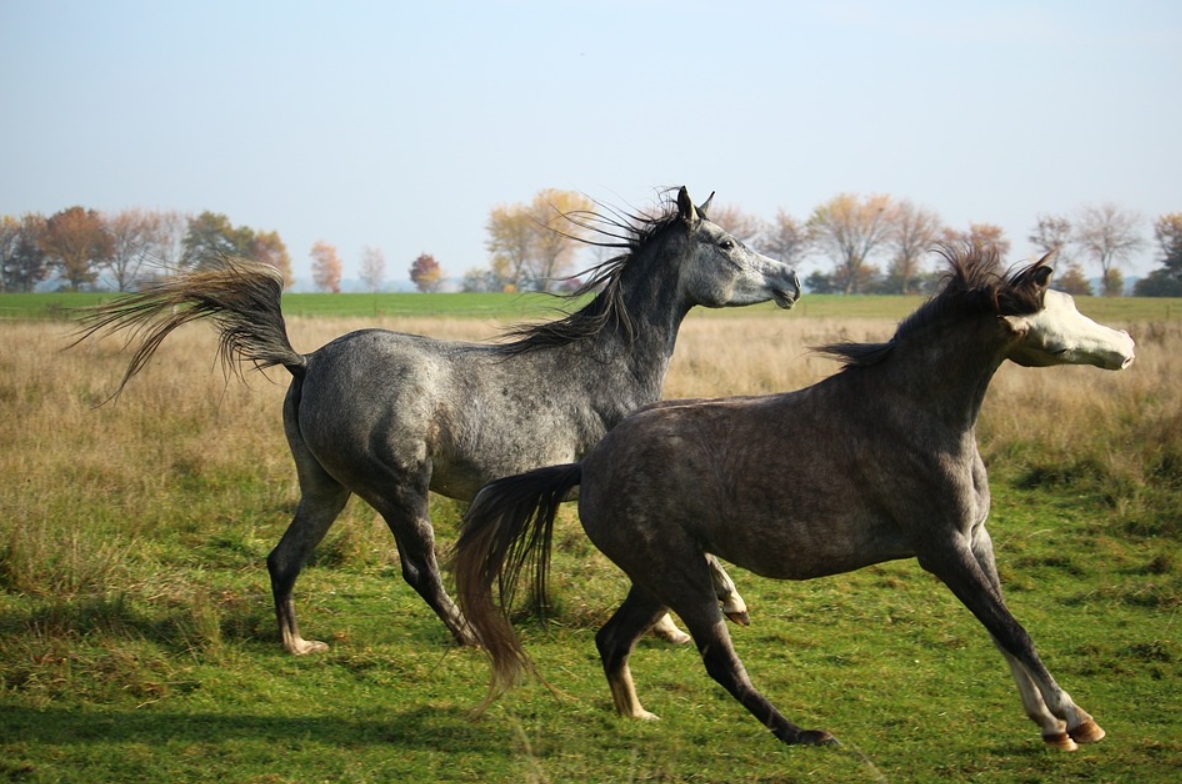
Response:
[285,636,330,655]
[1042,732,1079,751]
[1069,719,1106,745]
[725,610,751,627]
[800,730,839,747]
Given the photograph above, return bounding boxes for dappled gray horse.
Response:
[453,246,1135,750]
[77,187,799,654]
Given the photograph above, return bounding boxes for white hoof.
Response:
[651,614,693,645]
[287,638,330,656]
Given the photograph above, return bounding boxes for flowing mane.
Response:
[818,244,1051,368]
[495,194,684,355]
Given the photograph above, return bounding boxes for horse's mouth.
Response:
[772,289,798,310]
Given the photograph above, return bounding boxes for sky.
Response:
[2,1,1179,290]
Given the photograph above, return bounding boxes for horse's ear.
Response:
[677,186,699,225]
[698,191,715,219]
[1032,261,1054,290]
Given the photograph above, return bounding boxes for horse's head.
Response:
[1003,261,1135,370]
[675,187,800,310]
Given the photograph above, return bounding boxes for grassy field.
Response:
[1,295,1180,783]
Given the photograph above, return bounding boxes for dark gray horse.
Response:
[77,187,799,653]
[453,246,1135,750]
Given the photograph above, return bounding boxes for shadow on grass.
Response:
[1,703,512,755]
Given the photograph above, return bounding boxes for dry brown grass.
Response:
[1,310,1177,600]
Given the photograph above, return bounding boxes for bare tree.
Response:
[807,193,895,294]
[1074,203,1143,296]
[152,210,190,273]
[359,245,386,293]
[1029,214,1088,294]
[886,200,942,294]
[707,204,767,249]
[105,208,165,291]
[764,209,811,268]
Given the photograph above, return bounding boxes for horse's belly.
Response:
[713,520,915,582]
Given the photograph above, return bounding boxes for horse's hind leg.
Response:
[601,539,835,746]
[597,585,669,719]
[269,380,354,655]
[268,468,351,656]
[673,596,837,746]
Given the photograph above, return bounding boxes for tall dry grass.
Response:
[1,310,1178,605]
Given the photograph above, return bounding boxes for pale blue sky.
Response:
[2,1,1179,288]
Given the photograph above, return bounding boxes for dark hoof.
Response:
[725,610,751,627]
[799,730,839,747]
[1069,718,1105,745]
[1042,732,1078,751]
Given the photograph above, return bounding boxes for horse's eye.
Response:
[719,239,735,251]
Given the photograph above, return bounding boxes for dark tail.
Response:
[452,462,583,711]
[72,258,306,396]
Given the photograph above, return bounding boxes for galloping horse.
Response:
[77,187,800,653]
[453,246,1135,749]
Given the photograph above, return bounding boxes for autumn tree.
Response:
[885,200,942,294]
[941,222,1011,259]
[807,193,895,294]
[1074,203,1143,296]
[486,189,595,292]
[1134,213,1182,297]
[252,230,294,289]
[182,212,293,288]
[0,214,49,292]
[359,245,386,292]
[485,204,532,290]
[410,253,444,292]
[40,206,112,291]
[310,240,343,293]
[182,211,252,268]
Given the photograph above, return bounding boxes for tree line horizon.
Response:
[3,190,1180,297]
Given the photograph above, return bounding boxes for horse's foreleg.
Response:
[923,535,1104,749]
[707,554,750,626]
[268,485,351,655]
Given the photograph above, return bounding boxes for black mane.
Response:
[494,193,684,355]
[818,244,1050,368]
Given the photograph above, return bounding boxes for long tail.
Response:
[72,258,305,396]
[452,462,583,711]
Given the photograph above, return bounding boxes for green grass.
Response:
[3,290,1180,323]
[2,482,1178,782]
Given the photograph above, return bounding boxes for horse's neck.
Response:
[878,334,1008,435]
[564,272,688,418]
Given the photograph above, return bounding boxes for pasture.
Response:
[1,294,1179,782]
